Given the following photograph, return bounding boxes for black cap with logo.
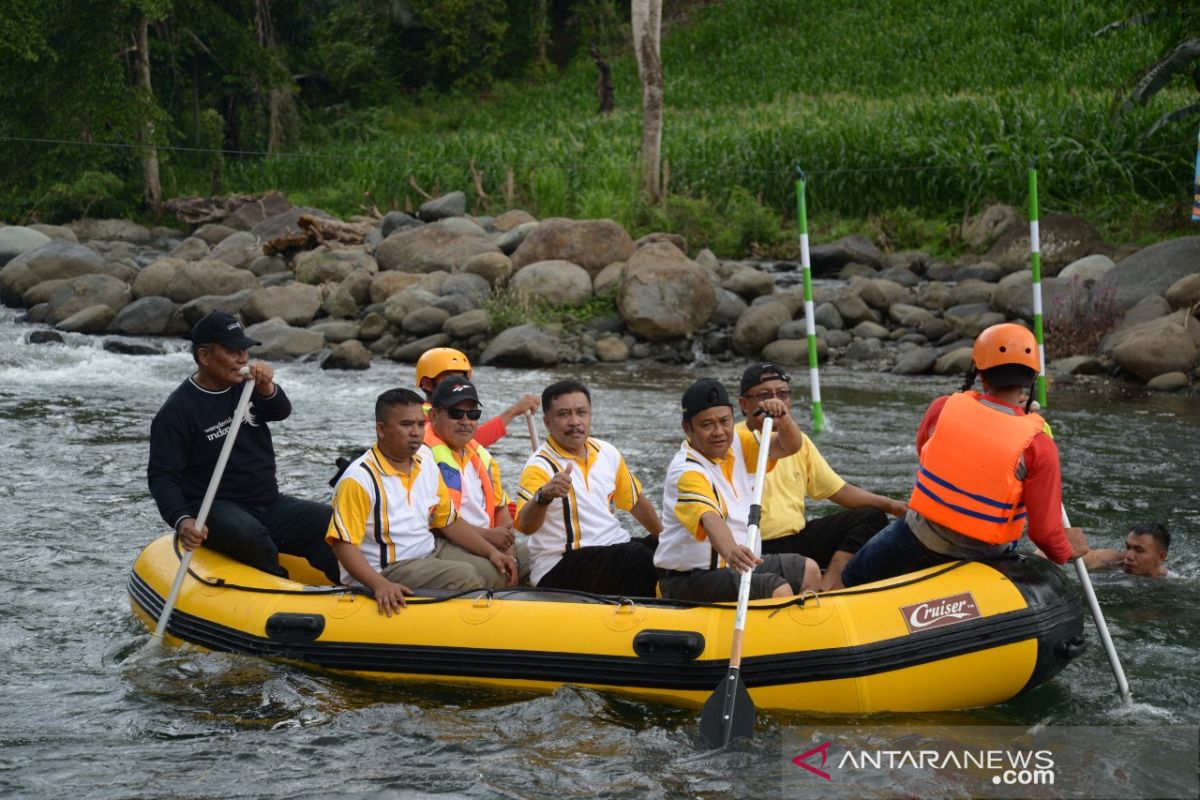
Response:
[739,362,791,396]
[682,378,733,422]
[190,311,261,350]
[431,376,482,407]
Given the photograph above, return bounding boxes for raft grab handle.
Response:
[633,630,705,661]
[1054,635,1088,660]
[266,613,326,642]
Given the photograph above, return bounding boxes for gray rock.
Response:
[1096,237,1200,312]
[878,266,920,287]
[1,241,108,303]
[243,318,326,358]
[209,231,260,269]
[593,261,624,296]
[835,292,880,326]
[1146,371,1190,391]
[180,290,257,325]
[140,258,261,303]
[27,329,64,345]
[22,279,67,307]
[192,223,238,246]
[55,304,115,333]
[944,302,995,331]
[1166,273,1200,310]
[851,320,890,340]
[418,191,467,222]
[935,346,974,375]
[381,211,421,237]
[919,317,953,341]
[390,333,452,362]
[1059,254,1115,283]
[776,319,808,340]
[383,288,439,325]
[617,242,715,341]
[461,251,513,285]
[1050,355,1106,376]
[885,252,929,272]
[442,309,491,339]
[858,278,912,310]
[46,274,132,324]
[952,261,1005,282]
[962,204,1020,250]
[763,337,824,365]
[823,329,852,348]
[168,236,211,262]
[495,221,538,255]
[323,267,375,320]
[813,302,844,331]
[431,294,476,316]
[103,338,164,356]
[375,219,500,273]
[227,192,293,231]
[322,339,371,370]
[892,347,937,375]
[709,288,748,327]
[441,272,492,303]
[511,218,635,277]
[493,209,537,232]
[295,250,373,285]
[1112,323,1197,381]
[308,320,361,343]
[925,260,957,281]
[27,224,77,243]
[808,234,883,276]
[595,335,629,363]
[436,217,487,238]
[841,337,883,362]
[950,279,996,307]
[370,271,425,303]
[70,218,150,243]
[110,296,188,335]
[510,259,593,307]
[247,254,289,276]
[479,323,560,366]
[985,213,1108,274]
[889,303,935,327]
[917,282,954,311]
[242,284,322,326]
[402,306,451,335]
[0,226,51,267]
[733,301,791,355]
[359,312,389,340]
[839,262,878,280]
[723,267,775,299]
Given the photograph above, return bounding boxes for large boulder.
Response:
[55,304,115,333]
[0,226,51,267]
[225,192,293,231]
[616,242,716,341]
[70,218,150,243]
[192,223,239,246]
[950,279,996,307]
[249,206,335,241]
[808,234,883,277]
[961,204,1021,251]
[1101,309,1200,357]
[509,260,593,307]
[45,274,132,324]
[295,249,375,285]
[990,271,1071,320]
[888,303,935,328]
[762,338,825,366]
[381,211,422,238]
[389,333,451,362]
[0,242,107,304]
[180,289,257,325]
[985,213,1108,274]
[723,267,775,300]
[1112,323,1198,381]
[375,219,500,273]
[1098,236,1200,311]
[209,231,261,269]
[402,306,451,335]
[834,292,879,326]
[858,278,912,311]
[323,267,374,319]
[511,218,635,277]
[479,323,559,366]
[144,259,261,303]
[168,236,211,261]
[493,209,537,232]
[110,296,188,335]
[711,287,748,327]
[27,224,77,243]
[460,251,512,285]
[441,272,492,304]
[322,339,371,370]
[442,309,491,338]
[892,347,938,375]
[243,318,325,358]
[1166,273,1200,310]
[369,271,425,303]
[382,288,439,325]
[242,284,323,326]
[733,301,791,355]
[1059,254,1116,283]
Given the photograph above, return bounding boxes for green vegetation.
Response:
[484,287,618,334]
[2,1,1196,252]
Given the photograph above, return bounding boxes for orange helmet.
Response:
[972,323,1040,371]
[416,347,472,389]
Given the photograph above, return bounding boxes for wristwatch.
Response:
[534,488,552,506]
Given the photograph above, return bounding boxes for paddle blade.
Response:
[699,668,756,748]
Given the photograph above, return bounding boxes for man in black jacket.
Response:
[147,311,337,582]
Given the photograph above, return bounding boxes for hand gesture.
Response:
[482,525,516,552]
[489,550,519,586]
[724,543,762,574]
[1065,527,1089,560]
[757,397,790,419]
[177,517,207,551]
[540,462,574,501]
[885,498,908,518]
[513,394,540,415]
[373,581,412,617]
[246,361,275,395]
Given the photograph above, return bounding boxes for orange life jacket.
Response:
[908,391,1046,544]
[425,429,499,527]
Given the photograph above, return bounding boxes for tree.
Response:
[1106,2,1200,141]
[632,0,663,202]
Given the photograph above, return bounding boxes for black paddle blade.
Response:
[698,668,756,748]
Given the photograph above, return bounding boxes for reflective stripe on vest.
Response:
[427,434,498,527]
[908,391,1046,545]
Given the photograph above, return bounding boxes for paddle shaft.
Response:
[729,415,774,667]
[1063,506,1132,701]
[151,372,256,640]
[525,409,539,451]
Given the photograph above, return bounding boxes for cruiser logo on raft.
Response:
[899,592,980,633]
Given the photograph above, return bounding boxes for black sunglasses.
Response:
[439,407,482,420]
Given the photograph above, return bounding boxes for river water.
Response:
[1,306,1197,799]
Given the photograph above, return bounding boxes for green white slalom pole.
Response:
[796,169,824,433]
[1028,164,1049,408]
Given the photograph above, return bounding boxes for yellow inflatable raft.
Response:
[128,534,1087,714]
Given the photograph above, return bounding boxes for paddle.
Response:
[524,409,540,451]
[699,414,774,749]
[148,367,255,646]
[1063,505,1133,702]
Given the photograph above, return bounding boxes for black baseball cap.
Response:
[190,310,260,350]
[739,362,791,396]
[431,376,482,407]
[682,378,733,422]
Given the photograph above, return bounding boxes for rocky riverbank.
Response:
[1,191,1198,390]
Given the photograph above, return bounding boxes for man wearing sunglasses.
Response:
[426,376,529,585]
[415,347,539,448]
[738,363,907,591]
[515,380,663,597]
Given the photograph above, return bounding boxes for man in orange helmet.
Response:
[415,347,538,449]
[841,323,1087,587]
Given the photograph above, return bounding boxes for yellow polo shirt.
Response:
[732,421,844,540]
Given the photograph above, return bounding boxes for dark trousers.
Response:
[658,553,810,602]
[197,494,339,583]
[537,538,658,597]
[840,516,944,588]
[760,508,888,567]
